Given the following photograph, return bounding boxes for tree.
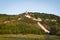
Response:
[49,26,57,35]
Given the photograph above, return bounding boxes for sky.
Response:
[0,0,60,16]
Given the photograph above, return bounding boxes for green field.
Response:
[0,37,60,40]
[0,34,60,40]
[0,37,39,40]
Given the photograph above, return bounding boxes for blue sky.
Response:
[0,0,60,16]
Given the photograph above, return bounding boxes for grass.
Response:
[0,37,39,40]
[0,34,60,40]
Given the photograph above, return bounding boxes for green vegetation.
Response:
[0,37,39,40]
[0,35,60,40]
[0,12,60,35]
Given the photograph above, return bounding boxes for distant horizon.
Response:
[0,0,60,16]
[0,11,59,17]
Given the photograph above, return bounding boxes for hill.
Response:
[0,12,60,35]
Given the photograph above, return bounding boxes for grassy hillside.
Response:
[0,12,60,35]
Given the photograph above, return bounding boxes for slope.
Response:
[0,12,60,35]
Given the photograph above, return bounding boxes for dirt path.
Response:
[37,22,50,33]
[25,14,50,33]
